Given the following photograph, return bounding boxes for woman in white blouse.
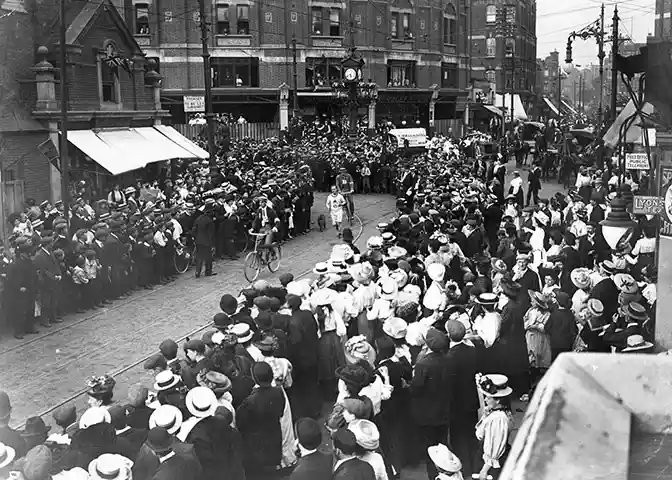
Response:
[475,374,515,480]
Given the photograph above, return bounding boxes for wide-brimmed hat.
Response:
[86,375,116,399]
[388,268,409,289]
[428,443,462,474]
[387,246,407,260]
[619,301,648,321]
[352,262,374,285]
[379,277,398,301]
[88,454,133,480]
[366,236,383,249]
[149,405,183,434]
[528,291,550,310]
[476,292,498,305]
[621,334,654,353]
[383,317,408,340]
[427,263,446,283]
[79,407,111,430]
[381,232,396,243]
[310,288,337,307]
[198,371,232,394]
[0,442,15,469]
[185,387,218,418]
[344,336,376,366]
[600,260,617,275]
[479,374,513,398]
[153,371,180,392]
[230,323,254,343]
[570,268,592,289]
[491,258,507,274]
[614,273,639,294]
[335,364,369,390]
[348,419,380,451]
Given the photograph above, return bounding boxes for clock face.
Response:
[344,68,357,81]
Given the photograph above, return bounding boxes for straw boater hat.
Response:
[387,246,407,260]
[382,317,408,340]
[153,370,180,392]
[310,288,337,307]
[313,262,329,275]
[570,268,592,290]
[230,323,254,343]
[475,292,498,305]
[428,443,462,475]
[185,387,218,418]
[347,419,380,451]
[479,374,513,398]
[88,454,133,480]
[586,298,604,317]
[149,405,183,434]
[618,301,648,322]
[621,334,654,353]
[79,407,111,430]
[344,335,376,366]
[379,277,398,301]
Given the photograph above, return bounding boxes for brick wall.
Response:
[2,133,52,205]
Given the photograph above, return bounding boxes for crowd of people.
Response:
[0,120,661,480]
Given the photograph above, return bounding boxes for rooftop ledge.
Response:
[502,353,672,480]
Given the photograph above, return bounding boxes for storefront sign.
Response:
[632,196,663,215]
[183,95,205,112]
[625,153,650,170]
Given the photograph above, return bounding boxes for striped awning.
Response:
[543,97,560,116]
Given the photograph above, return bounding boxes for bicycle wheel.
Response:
[173,249,190,274]
[244,251,261,282]
[236,229,251,255]
[267,245,281,273]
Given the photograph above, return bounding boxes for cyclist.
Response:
[251,195,279,261]
[335,167,355,219]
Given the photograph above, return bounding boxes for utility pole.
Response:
[59,0,70,219]
[198,0,217,170]
[510,56,514,134]
[610,5,619,122]
[598,3,605,126]
[291,35,298,116]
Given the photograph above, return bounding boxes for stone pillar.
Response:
[367,100,376,136]
[279,83,290,132]
[32,46,58,112]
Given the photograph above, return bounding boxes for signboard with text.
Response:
[632,196,663,215]
[183,95,205,112]
[625,153,650,170]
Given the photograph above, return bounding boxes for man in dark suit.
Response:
[109,405,147,461]
[181,339,212,390]
[290,418,333,480]
[191,201,217,278]
[332,429,375,480]
[33,237,62,327]
[287,295,322,419]
[411,328,455,480]
[136,427,201,480]
[589,260,620,321]
[526,162,542,206]
[445,321,480,478]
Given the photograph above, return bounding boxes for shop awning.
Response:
[494,94,528,121]
[482,104,503,116]
[67,126,208,176]
[543,97,560,116]
[560,100,577,115]
[153,125,209,159]
[602,99,655,149]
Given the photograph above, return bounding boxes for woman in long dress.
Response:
[475,374,515,480]
[523,291,553,388]
[256,334,297,469]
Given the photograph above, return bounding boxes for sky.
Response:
[536,0,655,67]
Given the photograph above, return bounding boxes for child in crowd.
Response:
[84,249,102,308]
[71,256,89,312]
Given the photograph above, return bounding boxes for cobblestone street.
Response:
[0,193,397,429]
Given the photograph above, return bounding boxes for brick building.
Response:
[125,0,471,127]
[469,0,537,118]
[654,0,671,39]
[0,0,205,236]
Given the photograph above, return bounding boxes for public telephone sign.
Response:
[625,153,650,170]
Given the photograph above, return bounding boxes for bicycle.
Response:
[173,234,196,274]
[243,230,282,282]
